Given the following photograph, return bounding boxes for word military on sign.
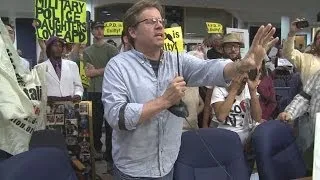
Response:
[35,0,87,43]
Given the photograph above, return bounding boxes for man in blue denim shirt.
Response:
[101,0,278,179]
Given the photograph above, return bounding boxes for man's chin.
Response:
[156,42,164,48]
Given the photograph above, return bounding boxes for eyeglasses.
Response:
[135,17,166,26]
[224,44,241,50]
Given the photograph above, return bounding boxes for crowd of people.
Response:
[1,0,320,179]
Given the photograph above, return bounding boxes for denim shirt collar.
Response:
[131,48,165,63]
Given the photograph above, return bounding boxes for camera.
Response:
[295,20,309,29]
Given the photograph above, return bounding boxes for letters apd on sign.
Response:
[35,0,87,43]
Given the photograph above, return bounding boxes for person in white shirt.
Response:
[5,23,30,71]
[36,36,83,102]
[211,73,262,144]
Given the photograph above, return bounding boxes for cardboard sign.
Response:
[104,22,123,36]
[35,0,87,43]
[164,27,184,52]
[206,22,223,34]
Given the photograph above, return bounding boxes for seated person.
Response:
[211,72,262,144]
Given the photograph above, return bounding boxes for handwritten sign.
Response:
[164,27,184,52]
[35,0,87,43]
[104,22,123,36]
[206,22,223,34]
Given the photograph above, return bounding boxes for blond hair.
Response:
[123,0,163,47]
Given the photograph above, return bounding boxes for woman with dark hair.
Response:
[283,20,320,86]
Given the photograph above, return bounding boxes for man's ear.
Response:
[128,27,137,39]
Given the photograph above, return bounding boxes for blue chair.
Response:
[0,147,77,180]
[252,120,306,180]
[174,128,249,180]
[274,87,291,112]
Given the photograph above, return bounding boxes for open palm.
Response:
[244,24,279,69]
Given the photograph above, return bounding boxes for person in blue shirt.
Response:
[101,0,278,179]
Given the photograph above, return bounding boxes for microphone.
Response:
[165,34,232,179]
[166,33,189,118]
[166,33,181,76]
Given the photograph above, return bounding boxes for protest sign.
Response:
[0,19,47,155]
[35,0,87,43]
[164,26,184,52]
[104,22,123,36]
[206,22,223,34]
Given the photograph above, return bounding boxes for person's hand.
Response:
[32,20,39,28]
[242,24,279,70]
[228,74,247,92]
[72,95,81,103]
[85,63,96,77]
[278,112,292,121]
[264,37,277,53]
[161,75,187,107]
[289,18,305,35]
[247,69,261,92]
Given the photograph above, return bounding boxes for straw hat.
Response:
[222,33,244,48]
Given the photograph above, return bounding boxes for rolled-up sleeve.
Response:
[182,53,231,87]
[102,60,143,131]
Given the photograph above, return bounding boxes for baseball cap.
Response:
[90,21,105,29]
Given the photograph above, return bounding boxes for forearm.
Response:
[223,60,251,81]
[38,51,47,63]
[215,90,237,121]
[249,91,262,122]
[87,68,105,78]
[283,34,303,69]
[139,96,170,124]
[202,89,213,127]
[284,94,309,120]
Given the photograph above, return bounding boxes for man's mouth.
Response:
[155,33,164,38]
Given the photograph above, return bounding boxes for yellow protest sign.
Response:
[164,27,184,52]
[79,60,90,88]
[34,0,87,43]
[104,22,123,36]
[206,22,223,34]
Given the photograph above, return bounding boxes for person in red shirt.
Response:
[257,61,277,120]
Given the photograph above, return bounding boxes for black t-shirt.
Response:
[149,60,160,77]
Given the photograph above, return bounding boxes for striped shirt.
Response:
[285,70,320,146]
